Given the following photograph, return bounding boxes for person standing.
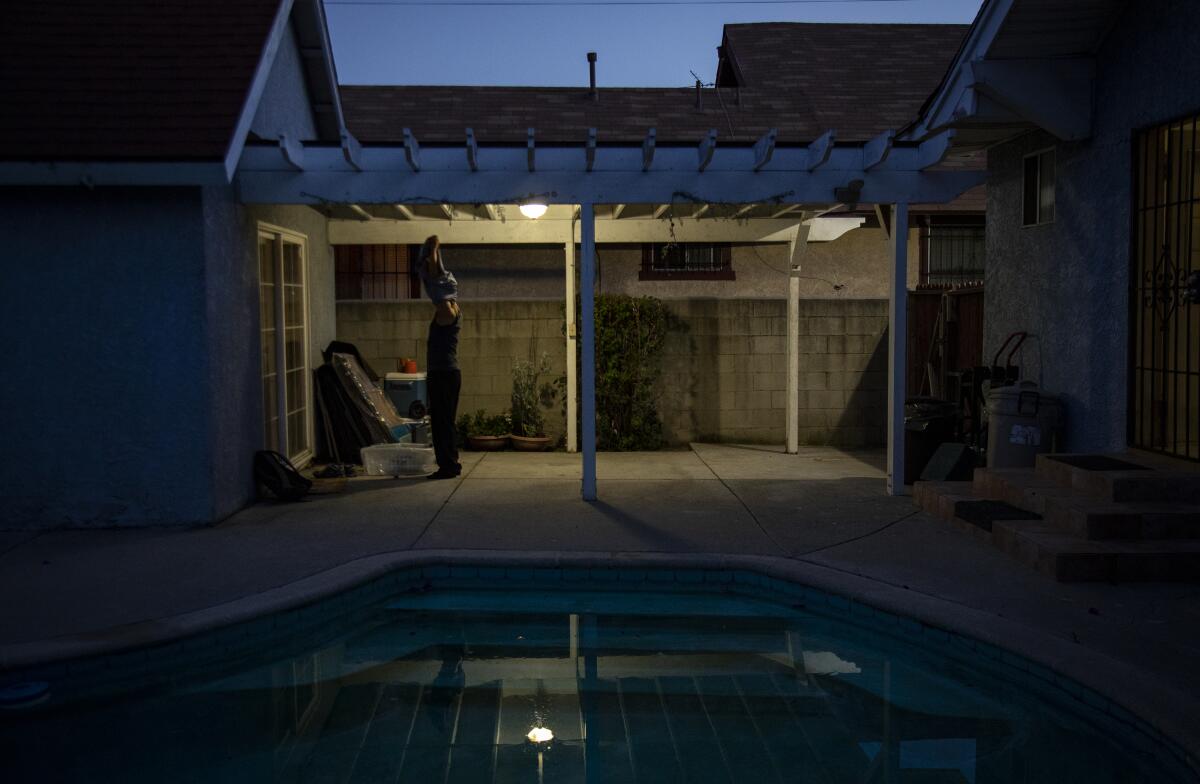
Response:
[418,236,462,480]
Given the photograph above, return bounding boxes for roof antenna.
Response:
[695,79,703,110]
[587,52,598,102]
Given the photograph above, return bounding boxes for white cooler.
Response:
[985,381,1063,468]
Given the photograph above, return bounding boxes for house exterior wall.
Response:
[249,21,318,142]
[200,195,335,520]
[335,298,886,447]
[0,187,215,528]
[984,0,1200,453]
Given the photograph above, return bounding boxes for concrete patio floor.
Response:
[1,444,1197,761]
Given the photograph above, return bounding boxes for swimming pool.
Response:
[0,570,1192,783]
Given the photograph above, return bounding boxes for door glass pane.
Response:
[259,237,281,452]
[1038,151,1055,224]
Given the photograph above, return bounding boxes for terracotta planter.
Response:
[511,434,552,452]
[467,434,510,451]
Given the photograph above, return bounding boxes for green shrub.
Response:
[511,352,559,437]
[457,409,512,439]
[566,294,680,451]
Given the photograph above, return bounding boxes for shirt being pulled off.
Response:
[427,314,460,371]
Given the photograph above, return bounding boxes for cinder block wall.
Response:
[659,300,887,446]
[336,301,568,440]
[335,298,887,448]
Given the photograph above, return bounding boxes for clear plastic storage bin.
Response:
[360,443,436,477]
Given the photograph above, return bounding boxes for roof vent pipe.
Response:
[587,52,598,101]
[695,79,703,109]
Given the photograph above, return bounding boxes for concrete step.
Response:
[992,521,1200,582]
[1042,497,1200,540]
[913,480,975,522]
[975,468,1075,516]
[1035,453,1200,503]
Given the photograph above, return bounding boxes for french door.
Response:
[259,226,312,465]
[1131,114,1200,459]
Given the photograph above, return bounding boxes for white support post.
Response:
[887,202,909,495]
[565,231,579,453]
[580,203,598,501]
[786,222,810,454]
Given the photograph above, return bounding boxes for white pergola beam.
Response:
[348,204,373,222]
[238,144,982,202]
[917,130,957,170]
[694,204,712,218]
[278,134,304,171]
[652,204,671,219]
[580,203,598,501]
[611,203,626,220]
[863,130,895,171]
[439,203,456,221]
[393,204,415,220]
[887,202,910,495]
[340,132,363,172]
[733,203,758,218]
[483,203,499,221]
[698,129,717,172]
[466,128,479,172]
[642,128,656,171]
[805,129,836,170]
[753,128,777,172]
[771,204,799,219]
[564,232,578,454]
[328,216,807,245]
[402,128,420,172]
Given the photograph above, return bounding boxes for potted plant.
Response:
[457,409,511,451]
[510,353,560,451]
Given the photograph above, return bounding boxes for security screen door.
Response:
[258,227,312,464]
[1132,114,1200,459]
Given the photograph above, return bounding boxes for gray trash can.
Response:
[985,381,1063,468]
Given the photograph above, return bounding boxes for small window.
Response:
[639,243,734,280]
[922,219,985,286]
[1022,149,1055,226]
[334,244,420,301]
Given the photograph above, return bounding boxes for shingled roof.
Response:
[342,22,969,146]
[0,0,285,162]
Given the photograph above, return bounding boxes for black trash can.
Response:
[904,397,957,484]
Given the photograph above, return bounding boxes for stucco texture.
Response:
[0,187,214,527]
[984,0,1200,453]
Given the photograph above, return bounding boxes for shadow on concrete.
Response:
[589,500,694,551]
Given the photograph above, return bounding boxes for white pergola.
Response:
[237,127,984,499]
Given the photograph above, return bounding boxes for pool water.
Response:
[0,588,1189,783]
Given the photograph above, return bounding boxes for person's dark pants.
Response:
[427,369,462,471]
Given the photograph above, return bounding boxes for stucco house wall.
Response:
[249,21,318,143]
[984,0,1200,452]
[0,187,216,527]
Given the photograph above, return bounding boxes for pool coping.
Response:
[1,549,1197,773]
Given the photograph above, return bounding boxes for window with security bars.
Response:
[334,244,420,300]
[1131,113,1200,460]
[639,242,735,280]
[921,221,986,287]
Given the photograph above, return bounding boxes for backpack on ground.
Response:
[254,450,312,501]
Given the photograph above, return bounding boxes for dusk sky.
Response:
[326,0,984,87]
